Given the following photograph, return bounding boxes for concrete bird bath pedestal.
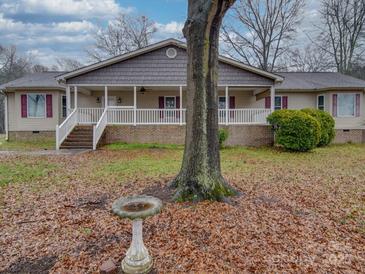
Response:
[112,195,162,274]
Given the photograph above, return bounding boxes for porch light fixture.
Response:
[117,97,122,104]
[96,97,101,103]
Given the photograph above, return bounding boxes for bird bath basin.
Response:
[112,195,162,274]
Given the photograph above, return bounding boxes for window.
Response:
[62,95,67,117]
[338,94,356,117]
[274,96,282,110]
[28,94,45,118]
[317,95,325,110]
[165,97,176,109]
[218,96,226,109]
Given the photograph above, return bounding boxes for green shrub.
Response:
[218,128,229,148]
[301,108,335,146]
[267,110,321,152]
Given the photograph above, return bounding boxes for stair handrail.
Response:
[56,108,78,150]
[93,108,108,150]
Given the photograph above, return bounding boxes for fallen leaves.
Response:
[0,145,364,273]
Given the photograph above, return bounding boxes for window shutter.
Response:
[332,94,338,117]
[46,94,53,118]
[265,97,271,109]
[176,96,180,118]
[21,94,27,118]
[229,96,235,118]
[158,96,164,119]
[356,94,360,117]
[282,96,288,109]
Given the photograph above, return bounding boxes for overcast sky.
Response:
[0,0,321,68]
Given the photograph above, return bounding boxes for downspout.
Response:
[2,90,8,140]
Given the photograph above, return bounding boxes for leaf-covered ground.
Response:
[0,144,364,273]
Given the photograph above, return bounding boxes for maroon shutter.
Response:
[265,96,271,109]
[46,94,52,118]
[176,96,180,119]
[229,96,235,118]
[282,96,288,109]
[332,94,338,117]
[21,94,27,118]
[356,94,360,117]
[158,96,164,119]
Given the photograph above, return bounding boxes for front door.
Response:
[102,96,117,107]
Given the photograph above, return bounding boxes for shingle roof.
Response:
[2,69,365,92]
[0,71,65,90]
[276,72,365,90]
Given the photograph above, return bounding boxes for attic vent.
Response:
[166,47,177,59]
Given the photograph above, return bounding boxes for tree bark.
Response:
[171,0,236,201]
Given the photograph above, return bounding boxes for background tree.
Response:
[278,44,335,72]
[87,14,157,61]
[0,45,35,133]
[56,57,84,71]
[319,0,365,74]
[221,0,304,72]
[171,0,236,201]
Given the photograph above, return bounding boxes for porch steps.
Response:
[60,125,93,149]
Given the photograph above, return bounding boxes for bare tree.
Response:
[32,64,49,73]
[0,45,33,133]
[56,57,83,71]
[319,0,365,74]
[222,0,304,72]
[87,14,157,61]
[279,44,335,72]
[0,45,32,84]
[171,0,237,201]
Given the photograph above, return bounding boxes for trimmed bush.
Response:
[267,110,321,152]
[218,128,229,148]
[301,108,335,146]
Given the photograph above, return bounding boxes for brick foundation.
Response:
[334,129,365,144]
[8,131,55,141]
[103,125,274,147]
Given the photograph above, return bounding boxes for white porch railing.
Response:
[93,108,108,150]
[77,108,103,124]
[58,107,272,150]
[108,107,134,124]
[56,108,78,150]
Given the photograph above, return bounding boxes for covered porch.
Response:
[62,84,275,124]
[56,84,275,150]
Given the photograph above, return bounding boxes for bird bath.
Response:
[112,195,162,274]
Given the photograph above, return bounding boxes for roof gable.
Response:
[58,39,283,84]
[66,45,275,86]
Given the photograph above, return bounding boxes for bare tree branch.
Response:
[86,14,157,62]
[221,0,305,72]
[319,0,365,73]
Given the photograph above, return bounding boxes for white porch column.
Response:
[133,86,137,126]
[270,85,275,112]
[179,86,183,125]
[104,86,108,109]
[74,86,78,109]
[225,86,229,125]
[66,85,71,115]
[4,93,8,140]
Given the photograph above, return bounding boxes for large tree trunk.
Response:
[171,0,236,201]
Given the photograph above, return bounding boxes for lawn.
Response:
[0,135,55,151]
[0,143,364,273]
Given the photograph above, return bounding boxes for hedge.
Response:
[301,108,335,146]
[267,110,321,152]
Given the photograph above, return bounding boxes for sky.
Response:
[0,0,321,68]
